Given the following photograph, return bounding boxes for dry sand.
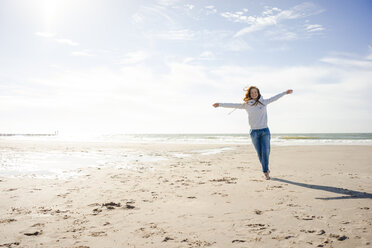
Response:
[0,140,371,248]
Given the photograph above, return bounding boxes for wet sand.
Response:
[0,140,371,247]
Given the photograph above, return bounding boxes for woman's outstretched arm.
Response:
[213,103,245,109]
[263,89,293,105]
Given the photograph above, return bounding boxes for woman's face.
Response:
[250,88,259,100]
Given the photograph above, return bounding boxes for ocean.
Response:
[2,133,372,145]
[97,133,372,145]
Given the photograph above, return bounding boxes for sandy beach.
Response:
[0,140,371,248]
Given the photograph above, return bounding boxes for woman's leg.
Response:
[250,130,264,171]
[260,128,271,173]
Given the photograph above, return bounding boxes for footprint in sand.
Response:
[0,218,16,224]
[244,223,274,236]
[211,192,229,197]
[31,223,45,228]
[92,201,136,214]
[187,196,197,199]
[254,210,263,215]
[199,161,212,166]
[89,231,107,237]
[67,226,86,233]
[287,203,300,207]
[136,223,167,239]
[24,230,43,236]
[272,234,296,241]
[163,237,174,242]
[11,207,31,215]
[92,208,102,215]
[251,179,264,182]
[293,213,323,221]
[181,238,215,247]
[210,177,238,184]
[88,203,100,207]
[266,185,284,190]
[124,202,136,209]
[300,229,326,235]
[294,215,315,220]
[0,242,20,247]
[246,223,268,230]
[151,192,159,199]
[232,239,246,243]
[4,188,18,192]
[37,207,53,215]
[57,192,70,198]
[329,234,348,241]
[102,202,121,209]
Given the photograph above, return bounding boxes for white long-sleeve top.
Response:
[219,91,287,130]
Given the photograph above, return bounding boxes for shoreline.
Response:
[2,133,372,146]
[1,142,371,247]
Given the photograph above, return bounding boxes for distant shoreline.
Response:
[0,132,58,136]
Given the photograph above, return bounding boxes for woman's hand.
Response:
[286,89,293,94]
[213,103,219,108]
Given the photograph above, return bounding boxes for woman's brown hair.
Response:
[243,86,263,106]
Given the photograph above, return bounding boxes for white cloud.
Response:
[131,13,144,23]
[265,28,298,40]
[183,51,215,63]
[366,45,372,60]
[121,51,149,64]
[156,0,180,6]
[306,24,324,32]
[55,39,79,46]
[35,32,80,46]
[320,57,372,69]
[200,51,214,59]
[149,29,195,40]
[220,2,324,38]
[35,32,55,38]
[262,6,282,16]
[185,4,194,10]
[133,5,175,26]
[224,38,252,51]
[189,29,252,52]
[205,5,217,15]
[71,50,95,57]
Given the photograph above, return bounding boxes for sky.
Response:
[0,0,372,135]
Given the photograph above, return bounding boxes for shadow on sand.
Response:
[271,177,372,200]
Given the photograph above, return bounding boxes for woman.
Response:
[213,86,293,180]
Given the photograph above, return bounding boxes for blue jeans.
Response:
[250,128,271,173]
